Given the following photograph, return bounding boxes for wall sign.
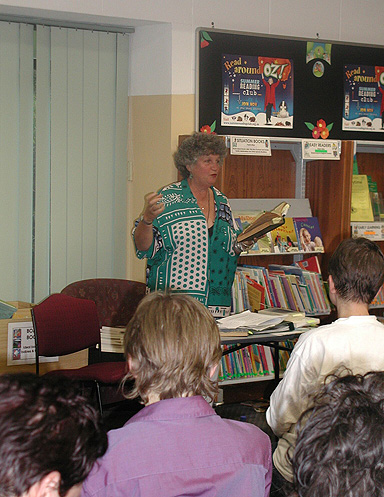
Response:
[7,322,58,366]
[230,136,271,155]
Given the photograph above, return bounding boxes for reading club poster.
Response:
[343,64,384,132]
[221,54,294,129]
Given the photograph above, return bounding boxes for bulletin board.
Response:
[197,28,384,141]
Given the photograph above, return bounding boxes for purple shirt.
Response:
[82,396,272,497]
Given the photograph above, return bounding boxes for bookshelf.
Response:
[214,138,354,280]
[178,135,378,387]
[354,141,384,311]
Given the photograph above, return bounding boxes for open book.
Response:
[237,201,290,243]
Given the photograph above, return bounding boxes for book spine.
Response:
[290,280,306,313]
[268,277,281,308]
[280,275,298,311]
[257,345,269,376]
[264,346,275,376]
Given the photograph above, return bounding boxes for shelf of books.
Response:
[219,339,296,385]
[231,256,331,316]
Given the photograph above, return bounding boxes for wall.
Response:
[0,0,383,282]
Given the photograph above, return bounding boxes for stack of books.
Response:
[100,326,125,353]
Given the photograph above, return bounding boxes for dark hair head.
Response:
[173,132,227,179]
[292,371,384,497]
[0,373,108,497]
[123,291,222,404]
[328,237,384,304]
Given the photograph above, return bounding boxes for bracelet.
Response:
[139,215,153,226]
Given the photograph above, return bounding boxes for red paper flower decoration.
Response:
[312,127,321,139]
[305,119,333,139]
[200,31,213,49]
[200,121,216,134]
[316,119,326,130]
[320,127,330,139]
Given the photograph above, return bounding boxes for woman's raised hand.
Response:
[143,192,165,223]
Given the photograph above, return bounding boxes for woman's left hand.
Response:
[234,237,257,254]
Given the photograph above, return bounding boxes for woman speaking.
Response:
[133,132,250,318]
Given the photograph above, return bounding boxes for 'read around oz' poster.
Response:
[221,54,294,129]
[343,64,384,132]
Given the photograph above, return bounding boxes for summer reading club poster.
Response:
[221,54,294,129]
[343,64,384,132]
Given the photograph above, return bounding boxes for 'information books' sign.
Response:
[230,136,271,156]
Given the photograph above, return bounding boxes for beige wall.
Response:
[127,93,195,282]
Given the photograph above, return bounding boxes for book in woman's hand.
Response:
[237,202,290,243]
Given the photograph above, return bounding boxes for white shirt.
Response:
[266,315,384,482]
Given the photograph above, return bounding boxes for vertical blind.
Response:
[0,22,129,303]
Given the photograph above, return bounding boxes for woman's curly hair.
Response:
[173,132,227,178]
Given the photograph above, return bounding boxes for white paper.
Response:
[217,310,283,330]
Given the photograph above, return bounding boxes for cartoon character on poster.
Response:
[343,64,384,132]
[221,54,294,128]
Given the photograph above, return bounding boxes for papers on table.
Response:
[258,308,320,328]
[217,310,284,331]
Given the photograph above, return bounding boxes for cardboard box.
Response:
[8,301,33,320]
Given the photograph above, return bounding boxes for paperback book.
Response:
[270,217,299,253]
[293,217,324,253]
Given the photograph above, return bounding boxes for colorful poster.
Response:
[221,54,294,129]
[343,64,384,132]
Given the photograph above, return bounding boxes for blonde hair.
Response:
[122,292,222,404]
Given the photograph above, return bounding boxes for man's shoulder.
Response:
[295,315,384,351]
[220,416,270,445]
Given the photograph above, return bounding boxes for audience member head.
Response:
[0,373,108,497]
[292,371,384,497]
[328,237,384,304]
[123,291,222,404]
[173,132,227,179]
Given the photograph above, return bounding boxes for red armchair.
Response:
[61,278,146,327]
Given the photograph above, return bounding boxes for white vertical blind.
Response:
[34,26,129,302]
[0,23,129,303]
[0,22,34,302]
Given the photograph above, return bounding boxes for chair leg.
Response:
[94,381,103,415]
